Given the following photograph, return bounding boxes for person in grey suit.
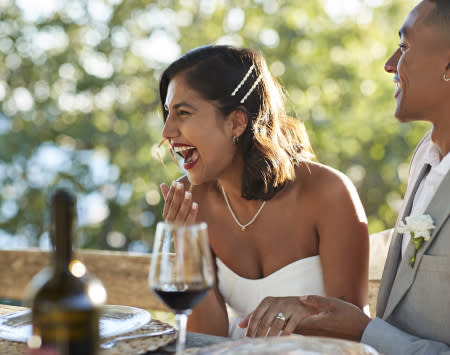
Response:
[239,0,450,353]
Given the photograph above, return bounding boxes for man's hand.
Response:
[296,295,371,341]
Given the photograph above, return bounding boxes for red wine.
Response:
[153,283,211,312]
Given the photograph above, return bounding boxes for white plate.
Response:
[193,335,379,355]
[0,305,151,342]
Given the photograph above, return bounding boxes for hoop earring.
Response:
[232,135,238,145]
[444,73,450,82]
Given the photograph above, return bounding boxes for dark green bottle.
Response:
[29,189,106,355]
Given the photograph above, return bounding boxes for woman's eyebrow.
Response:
[165,102,196,111]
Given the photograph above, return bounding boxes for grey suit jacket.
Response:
[362,132,450,354]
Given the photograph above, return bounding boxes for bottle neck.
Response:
[51,191,75,270]
[53,227,73,270]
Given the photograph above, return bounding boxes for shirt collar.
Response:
[425,141,450,176]
[423,141,441,167]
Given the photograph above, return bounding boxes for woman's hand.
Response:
[160,181,198,224]
[238,296,315,337]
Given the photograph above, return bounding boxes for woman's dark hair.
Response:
[159,45,314,200]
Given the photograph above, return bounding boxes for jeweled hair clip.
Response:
[231,65,254,97]
[240,75,262,104]
[231,65,263,103]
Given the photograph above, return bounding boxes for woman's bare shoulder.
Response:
[295,161,354,194]
[297,161,367,223]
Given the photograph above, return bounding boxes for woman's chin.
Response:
[185,172,201,186]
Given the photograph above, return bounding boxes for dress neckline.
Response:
[216,255,321,282]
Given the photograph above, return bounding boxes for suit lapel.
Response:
[382,169,450,319]
[376,164,431,317]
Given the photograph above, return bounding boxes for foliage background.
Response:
[0,0,429,251]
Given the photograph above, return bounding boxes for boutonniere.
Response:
[398,214,435,268]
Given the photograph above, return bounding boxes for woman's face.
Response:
[162,73,238,185]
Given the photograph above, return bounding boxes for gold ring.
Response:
[274,312,287,322]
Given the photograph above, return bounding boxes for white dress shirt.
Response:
[401,141,450,256]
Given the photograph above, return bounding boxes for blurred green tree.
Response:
[0,0,429,251]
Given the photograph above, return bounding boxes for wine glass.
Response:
[148,222,214,355]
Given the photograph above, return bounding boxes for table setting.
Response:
[0,221,220,355]
[0,220,380,354]
[0,304,179,354]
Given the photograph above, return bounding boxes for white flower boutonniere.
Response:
[398,214,435,268]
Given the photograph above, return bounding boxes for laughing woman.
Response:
[158,45,369,338]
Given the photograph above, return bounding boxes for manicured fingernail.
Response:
[176,182,183,190]
[299,296,308,302]
[171,181,176,188]
[192,202,198,210]
[185,191,191,199]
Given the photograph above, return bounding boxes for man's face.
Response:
[384,0,449,123]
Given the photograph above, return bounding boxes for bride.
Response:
[158,44,369,338]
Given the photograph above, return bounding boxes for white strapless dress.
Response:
[216,255,326,339]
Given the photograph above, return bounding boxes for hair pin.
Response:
[240,75,262,103]
[231,65,255,96]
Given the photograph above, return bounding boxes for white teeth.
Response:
[185,150,199,164]
[173,146,195,153]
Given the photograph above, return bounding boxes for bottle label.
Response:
[32,310,99,354]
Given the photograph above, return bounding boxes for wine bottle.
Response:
[28,189,107,355]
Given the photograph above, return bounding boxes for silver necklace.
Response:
[221,185,267,231]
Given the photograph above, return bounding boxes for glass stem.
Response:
[175,312,190,355]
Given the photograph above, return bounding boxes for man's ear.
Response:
[229,109,248,138]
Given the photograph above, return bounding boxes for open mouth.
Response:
[173,145,199,165]
[394,82,401,99]
[393,76,401,99]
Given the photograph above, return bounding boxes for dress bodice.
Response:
[216,255,326,338]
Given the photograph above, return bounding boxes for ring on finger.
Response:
[274,312,287,323]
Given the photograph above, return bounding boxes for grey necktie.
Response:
[398,163,431,260]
